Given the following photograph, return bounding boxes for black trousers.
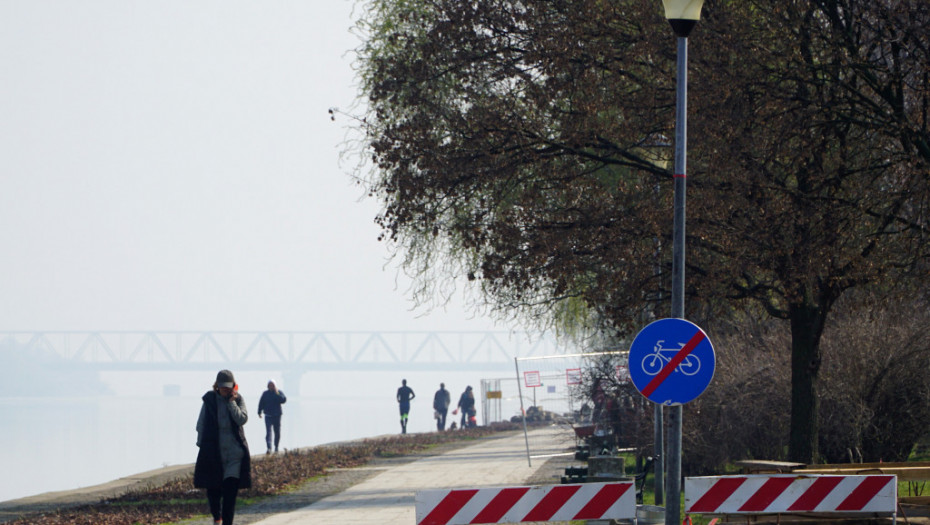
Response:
[207,477,239,525]
[264,415,282,451]
[436,408,448,431]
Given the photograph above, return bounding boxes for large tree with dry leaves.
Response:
[353,0,930,462]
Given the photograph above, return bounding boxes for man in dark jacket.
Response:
[257,379,287,454]
[396,379,415,434]
[433,383,451,431]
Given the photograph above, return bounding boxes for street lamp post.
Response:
[660,1,704,524]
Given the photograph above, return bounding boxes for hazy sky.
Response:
[0,1,498,332]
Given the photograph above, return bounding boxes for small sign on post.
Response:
[524,371,542,388]
[628,318,715,405]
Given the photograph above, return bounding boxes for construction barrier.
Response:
[415,481,635,525]
[686,474,896,518]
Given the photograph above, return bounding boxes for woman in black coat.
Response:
[456,385,476,429]
[194,370,251,525]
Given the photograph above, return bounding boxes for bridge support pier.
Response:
[282,370,303,397]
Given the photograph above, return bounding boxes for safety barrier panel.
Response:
[415,481,635,525]
[685,474,896,519]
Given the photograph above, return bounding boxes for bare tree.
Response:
[353,0,930,462]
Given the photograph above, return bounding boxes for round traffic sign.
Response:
[628,318,715,405]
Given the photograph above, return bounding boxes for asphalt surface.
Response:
[245,426,567,525]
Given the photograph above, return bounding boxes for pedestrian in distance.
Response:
[454,385,476,429]
[396,379,415,434]
[257,379,287,454]
[433,382,451,431]
[194,369,251,525]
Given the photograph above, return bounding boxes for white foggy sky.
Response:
[0,1,498,332]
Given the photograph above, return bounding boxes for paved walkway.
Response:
[251,427,567,525]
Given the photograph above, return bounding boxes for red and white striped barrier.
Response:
[685,474,896,516]
[415,481,635,525]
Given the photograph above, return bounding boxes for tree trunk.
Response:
[787,293,831,463]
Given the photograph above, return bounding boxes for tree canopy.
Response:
[353,0,930,462]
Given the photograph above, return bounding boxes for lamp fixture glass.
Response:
[662,0,704,37]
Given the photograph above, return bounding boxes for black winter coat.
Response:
[193,391,252,489]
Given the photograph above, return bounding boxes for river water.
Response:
[0,368,514,502]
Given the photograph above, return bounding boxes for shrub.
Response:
[583,294,930,474]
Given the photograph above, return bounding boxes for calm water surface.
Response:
[0,368,512,502]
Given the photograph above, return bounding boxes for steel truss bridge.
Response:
[1,331,572,393]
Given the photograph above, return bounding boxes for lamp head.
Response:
[662,0,704,37]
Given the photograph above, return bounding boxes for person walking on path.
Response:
[194,369,251,525]
[257,379,287,454]
[454,385,476,429]
[396,379,415,434]
[432,382,451,431]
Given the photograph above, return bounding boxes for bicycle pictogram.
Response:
[641,340,702,376]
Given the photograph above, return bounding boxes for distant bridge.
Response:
[0,331,573,393]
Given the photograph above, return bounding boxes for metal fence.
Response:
[513,351,627,466]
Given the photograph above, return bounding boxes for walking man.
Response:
[257,379,287,454]
[396,379,415,434]
[433,382,451,431]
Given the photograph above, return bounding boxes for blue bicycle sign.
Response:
[641,340,701,376]
[628,319,715,405]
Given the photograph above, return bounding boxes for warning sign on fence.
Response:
[524,371,541,388]
[565,368,582,385]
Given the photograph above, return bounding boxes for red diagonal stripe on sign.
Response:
[689,477,746,512]
[470,487,530,524]
[572,483,631,520]
[738,477,794,512]
[642,330,706,397]
[522,485,581,521]
[835,476,894,511]
[787,477,843,511]
[419,489,479,525]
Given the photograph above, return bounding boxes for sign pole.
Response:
[628,319,715,525]
[654,403,664,505]
[667,33,689,525]
[514,357,532,467]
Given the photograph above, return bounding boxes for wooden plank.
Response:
[734,460,805,473]
[798,461,930,470]
[796,466,930,481]
[900,496,930,505]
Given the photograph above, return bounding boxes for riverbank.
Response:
[0,425,534,525]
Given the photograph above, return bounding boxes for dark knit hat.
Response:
[216,369,235,388]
